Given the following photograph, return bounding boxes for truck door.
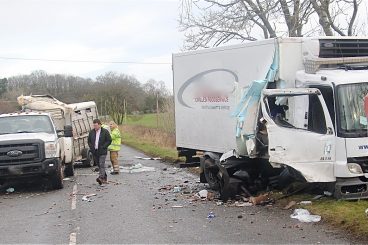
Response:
[261,89,336,182]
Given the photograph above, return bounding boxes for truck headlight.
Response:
[347,163,363,174]
[45,142,57,158]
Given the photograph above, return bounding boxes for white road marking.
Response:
[69,232,77,245]
[71,184,77,210]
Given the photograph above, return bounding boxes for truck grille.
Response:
[348,157,368,173]
[0,140,43,165]
[319,39,368,58]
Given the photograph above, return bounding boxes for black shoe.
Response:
[110,171,119,175]
[96,178,102,185]
[94,167,99,172]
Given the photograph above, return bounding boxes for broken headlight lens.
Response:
[347,163,363,174]
[45,142,57,158]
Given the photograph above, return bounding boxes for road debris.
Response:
[283,201,297,210]
[172,205,183,208]
[207,211,215,219]
[234,201,253,207]
[290,209,321,223]
[173,186,181,193]
[299,201,312,205]
[250,193,270,205]
[120,163,155,173]
[82,194,97,202]
[135,156,162,161]
[6,187,15,193]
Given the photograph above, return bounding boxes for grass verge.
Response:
[121,126,183,163]
[275,193,368,239]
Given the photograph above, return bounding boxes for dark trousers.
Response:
[93,153,107,180]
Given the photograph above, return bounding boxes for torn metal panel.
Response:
[232,47,279,157]
[261,89,336,182]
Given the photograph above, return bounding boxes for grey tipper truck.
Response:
[0,112,73,189]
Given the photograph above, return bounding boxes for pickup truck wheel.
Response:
[82,150,94,167]
[50,162,64,190]
[204,158,220,190]
[64,163,75,177]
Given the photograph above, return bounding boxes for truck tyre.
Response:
[82,150,95,167]
[204,158,220,190]
[64,163,75,177]
[50,161,64,190]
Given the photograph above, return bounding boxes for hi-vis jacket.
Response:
[108,128,121,151]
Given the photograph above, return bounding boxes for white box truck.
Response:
[173,37,368,200]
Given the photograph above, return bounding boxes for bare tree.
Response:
[310,0,361,36]
[180,0,364,50]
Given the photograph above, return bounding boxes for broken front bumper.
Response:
[334,177,368,200]
[0,158,59,179]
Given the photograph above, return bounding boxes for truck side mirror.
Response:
[64,125,73,137]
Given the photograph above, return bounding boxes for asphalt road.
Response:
[0,146,351,244]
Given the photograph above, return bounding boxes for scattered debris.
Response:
[63,178,71,181]
[6,187,15,193]
[173,186,181,193]
[299,201,312,205]
[120,163,155,173]
[207,211,215,219]
[290,209,321,223]
[250,193,269,205]
[237,215,243,219]
[159,185,173,191]
[82,194,97,202]
[313,195,324,200]
[198,190,208,198]
[135,156,162,161]
[171,205,183,208]
[216,201,223,206]
[283,201,297,210]
[235,202,253,207]
[323,191,333,197]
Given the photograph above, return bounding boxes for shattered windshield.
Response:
[337,83,368,137]
[0,115,54,135]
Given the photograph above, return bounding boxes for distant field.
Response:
[125,113,159,128]
[125,113,175,133]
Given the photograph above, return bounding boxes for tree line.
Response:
[0,70,172,124]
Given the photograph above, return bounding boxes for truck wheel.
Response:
[204,158,220,190]
[50,162,64,190]
[82,150,94,167]
[64,163,75,177]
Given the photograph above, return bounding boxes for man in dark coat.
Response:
[88,119,112,185]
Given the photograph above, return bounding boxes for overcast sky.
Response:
[0,0,182,90]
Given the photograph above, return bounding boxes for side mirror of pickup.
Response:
[64,125,73,137]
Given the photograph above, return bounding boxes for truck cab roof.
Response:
[0,112,51,118]
[297,68,368,86]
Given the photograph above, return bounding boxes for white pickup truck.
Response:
[0,95,99,189]
[0,112,71,189]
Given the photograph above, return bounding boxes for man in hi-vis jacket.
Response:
[88,119,112,185]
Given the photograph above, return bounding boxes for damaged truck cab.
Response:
[173,37,368,200]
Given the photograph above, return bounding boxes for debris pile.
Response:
[290,209,321,223]
[120,163,155,173]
